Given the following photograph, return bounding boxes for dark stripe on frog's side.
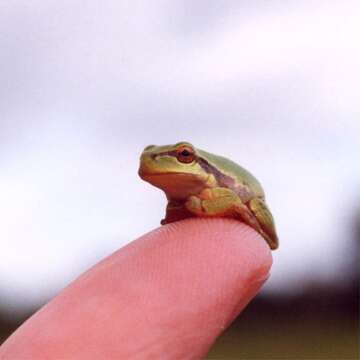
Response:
[196,157,254,202]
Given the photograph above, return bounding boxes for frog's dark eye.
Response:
[176,147,195,163]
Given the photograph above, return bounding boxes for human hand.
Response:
[0,218,272,359]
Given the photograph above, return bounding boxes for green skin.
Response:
[138,142,278,250]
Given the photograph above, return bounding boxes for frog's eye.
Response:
[176,146,195,163]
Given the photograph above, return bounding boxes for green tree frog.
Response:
[138,142,278,250]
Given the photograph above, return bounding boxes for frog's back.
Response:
[197,149,265,198]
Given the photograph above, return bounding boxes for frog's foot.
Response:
[248,198,279,250]
[185,187,241,216]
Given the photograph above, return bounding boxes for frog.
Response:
[138,141,278,250]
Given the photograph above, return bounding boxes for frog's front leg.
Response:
[161,200,193,225]
[185,187,242,216]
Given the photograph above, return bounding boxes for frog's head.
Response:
[139,142,215,200]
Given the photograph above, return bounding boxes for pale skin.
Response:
[139,141,279,250]
[0,220,272,359]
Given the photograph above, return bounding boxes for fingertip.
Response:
[0,218,273,359]
[159,218,273,283]
[141,218,273,324]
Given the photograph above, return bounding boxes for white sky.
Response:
[1,0,359,312]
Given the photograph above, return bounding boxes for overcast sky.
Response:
[1,1,359,313]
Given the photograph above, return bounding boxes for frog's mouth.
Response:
[139,171,205,200]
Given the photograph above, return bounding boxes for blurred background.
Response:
[0,1,359,358]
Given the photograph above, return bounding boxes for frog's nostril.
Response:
[144,144,156,151]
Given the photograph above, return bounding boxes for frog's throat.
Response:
[140,172,208,200]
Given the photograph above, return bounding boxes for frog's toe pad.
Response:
[185,196,205,215]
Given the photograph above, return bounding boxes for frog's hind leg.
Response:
[185,187,240,216]
[184,187,279,250]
